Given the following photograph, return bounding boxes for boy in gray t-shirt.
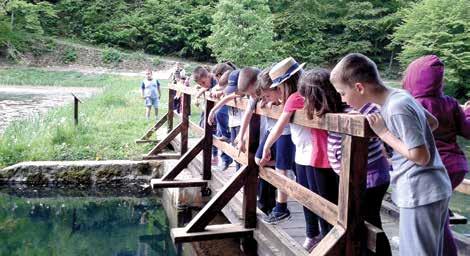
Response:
[330,53,451,256]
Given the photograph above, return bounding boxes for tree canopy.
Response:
[0,0,469,98]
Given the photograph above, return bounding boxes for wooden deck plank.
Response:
[172,224,254,243]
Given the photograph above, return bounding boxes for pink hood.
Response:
[403,55,444,98]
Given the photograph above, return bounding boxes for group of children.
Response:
[142,53,470,255]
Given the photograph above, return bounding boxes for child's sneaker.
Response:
[262,208,291,225]
[213,134,230,142]
[302,235,322,252]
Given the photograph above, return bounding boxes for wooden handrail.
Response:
[168,84,375,138]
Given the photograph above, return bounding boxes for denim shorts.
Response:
[255,131,295,170]
[145,97,158,108]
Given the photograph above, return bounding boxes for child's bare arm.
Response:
[259,112,292,166]
[367,113,431,166]
[457,100,470,139]
[207,94,238,126]
[236,106,255,154]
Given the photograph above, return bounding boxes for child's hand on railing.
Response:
[366,113,387,137]
[208,110,216,126]
[259,147,271,166]
[236,139,246,156]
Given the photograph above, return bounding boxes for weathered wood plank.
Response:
[160,137,204,181]
[138,113,168,141]
[212,138,248,166]
[151,178,208,188]
[365,221,391,255]
[259,167,339,225]
[172,224,254,243]
[202,94,374,138]
[169,85,374,137]
[310,225,345,256]
[168,84,200,96]
[186,166,249,232]
[337,135,369,255]
[243,113,261,229]
[145,123,182,157]
[168,89,175,133]
[203,100,215,181]
[180,93,191,155]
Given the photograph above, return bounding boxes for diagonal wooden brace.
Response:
[137,113,168,141]
[144,123,183,157]
[160,137,205,181]
[185,166,249,233]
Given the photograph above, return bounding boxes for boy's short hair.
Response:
[238,67,260,93]
[193,66,209,82]
[331,53,385,89]
[218,70,231,87]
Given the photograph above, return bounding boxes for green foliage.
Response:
[54,0,216,61]
[62,48,77,64]
[102,48,122,65]
[271,0,408,66]
[207,0,276,66]
[0,0,57,59]
[391,0,470,98]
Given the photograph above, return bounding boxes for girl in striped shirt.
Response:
[327,103,392,255]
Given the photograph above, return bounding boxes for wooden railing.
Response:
[141,84,391,255]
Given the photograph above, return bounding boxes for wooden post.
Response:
[243,113,260,228]
[168,88,174,133]
[202,100,215,181]
[338,135,369,255]
[71,93,82,126]
[241,112,260,255]
[180,93,190,155]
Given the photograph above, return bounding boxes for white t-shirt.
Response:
[228,107,243,128]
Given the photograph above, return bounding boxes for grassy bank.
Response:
[0,67,118,87]
[0,69,175,168]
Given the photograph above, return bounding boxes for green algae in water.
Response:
[0,193,177,256]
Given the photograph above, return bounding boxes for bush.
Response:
[391,0,470,99]
[62,48,77,63]
[207,0,275,66]
[101,48,122,65]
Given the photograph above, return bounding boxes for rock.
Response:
[0,160,162,187]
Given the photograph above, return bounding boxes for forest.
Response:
[0,0,469,98]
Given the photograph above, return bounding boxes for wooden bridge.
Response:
[137,84,470,255]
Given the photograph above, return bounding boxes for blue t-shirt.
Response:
[381,89,451,208]
[141,79,160,99]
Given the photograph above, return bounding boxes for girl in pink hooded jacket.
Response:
[403,55,470,256]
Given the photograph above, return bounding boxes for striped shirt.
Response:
[327,103,390,188]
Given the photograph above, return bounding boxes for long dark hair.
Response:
[280,71,301,103]
[299,68,346,119]
[255,67,273,97]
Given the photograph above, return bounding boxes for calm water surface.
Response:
[0,188,176,256]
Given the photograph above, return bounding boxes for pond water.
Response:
[0,86,98,133]
[0,188,177,256]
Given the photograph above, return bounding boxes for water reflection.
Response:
[0,187,176,256]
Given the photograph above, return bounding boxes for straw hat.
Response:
[269,57,305,88]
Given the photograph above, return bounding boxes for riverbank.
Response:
[0,68,169,168]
